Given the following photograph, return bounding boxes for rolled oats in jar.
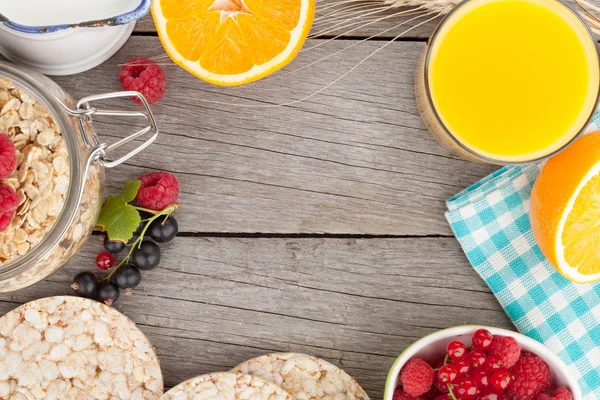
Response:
[0,62,158,293]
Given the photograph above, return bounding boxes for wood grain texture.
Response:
[52,36,497,235]
[133,0,599,39]
[0,236,513,397]
[133,1,442,38]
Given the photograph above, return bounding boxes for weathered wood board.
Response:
[133,0,600,39]
[52,37,497,235]
[0,237,513,397]
[0,3,531,399]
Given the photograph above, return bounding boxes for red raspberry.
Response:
[393,389,425,400]
[487,336,521,368]
[400,359,435,397]
[537,387,573,400]
[119,58,166,105]
[433,396,451,400]
[0,133,16,179]
[508,352,551,400]
[0,183,19,232]
[136,172,179,211]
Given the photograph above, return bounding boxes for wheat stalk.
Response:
[382,0,459,13]
[379,0,600,30]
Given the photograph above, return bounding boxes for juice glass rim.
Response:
[422,0,600,165]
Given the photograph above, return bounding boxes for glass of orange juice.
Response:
[415,0,600,164]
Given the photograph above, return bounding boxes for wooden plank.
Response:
[132,0,599,39]
[133,1,442,38]
[0,236,513,397]
[52,37,497,235]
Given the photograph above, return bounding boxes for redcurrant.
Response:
[447,340,467,360]
[96,252,115,271]
[471,369,490,390]
[472,329,493,350]
[438,365,459,384]
[453,379,478,399]
[476,391,501,400]
[466,349,487,368]
[490,369,512,392]
[485,355,504,372]
[453,359,470,376]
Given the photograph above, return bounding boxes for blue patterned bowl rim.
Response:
[0,0,151,34]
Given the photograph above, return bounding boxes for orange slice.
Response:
[152,0,315,86]
[531,131,600,283]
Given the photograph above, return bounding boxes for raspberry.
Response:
[400,359,435,397]
[119,58,167,105]
[537,387,573,400]
[508,352,551,400]
[433,396,450,400]
[136,172,179,211]
[487,336,521,368]
[0,133,16,179]
[0,183,19,232]
[393,389,425,400]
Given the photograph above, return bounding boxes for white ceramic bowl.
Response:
[0,0,150,75]
[0,23,135,76]
[384,325,581,400]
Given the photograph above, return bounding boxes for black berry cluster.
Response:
[72,214,178,306]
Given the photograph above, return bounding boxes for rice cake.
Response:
[232,353,370,400]
[0,296,163,399]
[160,372,294,400]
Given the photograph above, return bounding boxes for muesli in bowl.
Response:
[0,61,158,293]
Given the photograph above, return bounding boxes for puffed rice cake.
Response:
[232,353,370,400]
[0,296,163,400]
[160,372,295,400]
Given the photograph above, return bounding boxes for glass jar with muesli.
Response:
[0,61,158,292]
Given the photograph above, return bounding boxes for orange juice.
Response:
[416,0,600,164]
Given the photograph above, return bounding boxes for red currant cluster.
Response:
[393,329,574,400]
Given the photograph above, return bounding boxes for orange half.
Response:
[152,0,315,86]
[531,131,600,283]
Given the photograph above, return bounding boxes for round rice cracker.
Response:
[160,372,295,400]
[232,353,370,400]
[0,296,163,400]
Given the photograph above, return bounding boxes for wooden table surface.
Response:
[0,3,517,398]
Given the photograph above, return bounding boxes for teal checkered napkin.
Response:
[446,111,600,400]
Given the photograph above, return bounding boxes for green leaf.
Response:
[96,179,142,243]
[117,180,141,203]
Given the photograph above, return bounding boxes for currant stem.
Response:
[448,385,458,400]
[100,203,178,282]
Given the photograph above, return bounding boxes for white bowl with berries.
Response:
[384,325,580,400]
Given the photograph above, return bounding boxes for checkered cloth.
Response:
[446,111,600,400]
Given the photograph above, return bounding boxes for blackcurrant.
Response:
[149,216,178,243]
[113,264,142,289]
[132,240,161,270]
[128,233,140,246]
[134,211,153,235]
[71,272,98,299]
[97,282,120,306]
[103,236,126,254]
